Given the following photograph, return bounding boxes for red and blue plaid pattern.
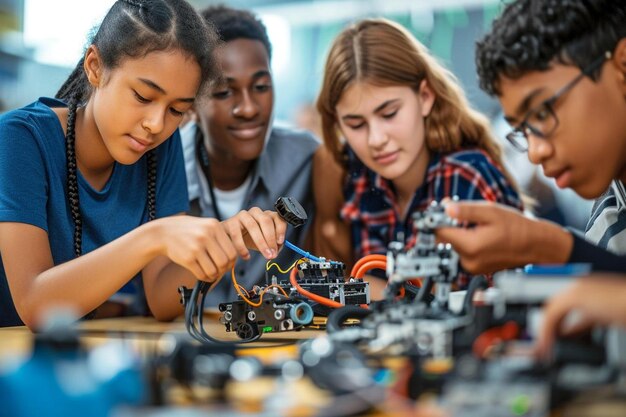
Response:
[341,147,523,264]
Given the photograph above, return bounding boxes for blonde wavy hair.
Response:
[317,18,515,189]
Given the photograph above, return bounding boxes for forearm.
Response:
[20,222,160,328]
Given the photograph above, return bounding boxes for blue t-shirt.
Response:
[0,98,189,327]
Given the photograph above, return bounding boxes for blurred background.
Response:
[0,0,593,229]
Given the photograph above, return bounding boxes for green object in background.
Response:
[510,394,531,416]
[0,9,20,33]
[430,8,469,65]
[483,3,503,31]
[262,326,273,333]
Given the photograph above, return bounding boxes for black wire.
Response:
[461,275,489,316]
[188,133,245,344]
[326,305,372,333]
[186,134,244,344]
[183,277,267,346]
[185,282,203,341]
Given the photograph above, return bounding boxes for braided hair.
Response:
[65,94,82,256]
[56,0,219,256]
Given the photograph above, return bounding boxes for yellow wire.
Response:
[265,258,301,274]
[232,258,307,307]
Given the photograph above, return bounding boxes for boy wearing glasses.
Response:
[437,0,626,273]
[435,0,626,352]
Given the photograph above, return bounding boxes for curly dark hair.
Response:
[476,0,626,96]
[200,4,272,61]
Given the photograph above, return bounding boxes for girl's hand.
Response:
[153,216,238,282]
[221,207,287,261]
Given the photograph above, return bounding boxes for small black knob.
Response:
[274,196,307,227]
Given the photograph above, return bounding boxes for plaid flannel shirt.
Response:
[341,147,523,286]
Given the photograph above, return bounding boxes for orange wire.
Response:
[396,286,406,299]
[351,254,387,277]
[259,284,290,299]
[407,278,422,288]
[353,257,423,300]
[355,260,387,279]
[232,265,263,307]
[232,266,288,307]
[237,284,250,297]
[290,268,345,308]
[389,279,422,300]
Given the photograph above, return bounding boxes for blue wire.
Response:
[284,240,321,261]
[284,240,340,264]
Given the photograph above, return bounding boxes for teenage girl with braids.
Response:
[0,0,286,329]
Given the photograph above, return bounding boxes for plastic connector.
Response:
[274,196,307,228]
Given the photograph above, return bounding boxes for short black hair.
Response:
[200,5,272,62]
[476,0,626,96]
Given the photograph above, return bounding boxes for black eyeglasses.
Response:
[505,51,612,152]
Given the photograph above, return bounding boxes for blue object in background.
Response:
[0,328,145,417]
[523,263,592,276]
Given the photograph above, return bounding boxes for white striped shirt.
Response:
[585,180,626,255]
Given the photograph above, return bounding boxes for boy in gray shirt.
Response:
[181,5,321,305]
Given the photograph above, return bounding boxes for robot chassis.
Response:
[218,196,370,340]
[219,258,370,340]
[327,200,469,358]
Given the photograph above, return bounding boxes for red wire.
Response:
[473,321,520,359]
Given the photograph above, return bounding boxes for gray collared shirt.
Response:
[182,123,320,306]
